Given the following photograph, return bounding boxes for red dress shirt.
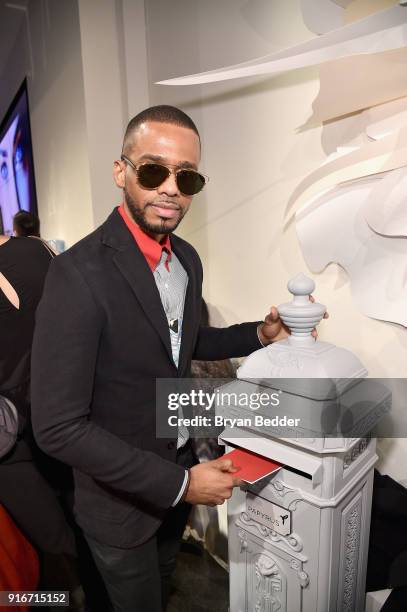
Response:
[118,204,171,272]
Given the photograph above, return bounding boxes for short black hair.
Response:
[122,105,200,154]
[13,211,40,237]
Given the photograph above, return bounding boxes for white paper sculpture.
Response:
[157,5,407,86]
[296,175,407,327]
[300,0,352,35]
[294,93,407,327]
[158,2,407,326]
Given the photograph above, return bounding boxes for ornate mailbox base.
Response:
[227,440,376,612]
[219,276,387,611]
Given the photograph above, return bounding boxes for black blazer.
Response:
[31,208,261,547]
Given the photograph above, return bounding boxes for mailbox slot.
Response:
[279,464,311,480]
[219,427,323,485]
[225,441,312,482]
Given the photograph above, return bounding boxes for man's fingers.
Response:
[214,458,237,472]
[232,477,243,487]
[265,310,279,325]
[310,294,329,319]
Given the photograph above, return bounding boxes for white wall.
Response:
[0,0,94,247]
[0,0,150,246]
[144,0,407,480]
[76,0,151,228]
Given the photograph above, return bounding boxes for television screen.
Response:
[0,80,38,235]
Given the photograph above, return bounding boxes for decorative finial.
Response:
[287,273,315,297]
[278,274,326,342]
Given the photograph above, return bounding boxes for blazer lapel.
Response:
[102,210,174,364]
[171,237,198,376]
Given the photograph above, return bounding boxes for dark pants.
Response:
[0,433,83,603]
[0,435,77,557]
[85,443,195,612]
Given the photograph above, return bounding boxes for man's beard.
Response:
[124,189,185,236]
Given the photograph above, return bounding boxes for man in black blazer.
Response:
[31,106,289,612]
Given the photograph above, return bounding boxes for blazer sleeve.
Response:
[192,322,263,361]
[30,255,185,510]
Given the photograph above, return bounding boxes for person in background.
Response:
[13,210,40,237]
[0,233,84,611]
[13,211,57,257]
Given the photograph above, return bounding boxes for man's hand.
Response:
[257,296,329,346]
[257,306,289,345]
[184,458,243,506]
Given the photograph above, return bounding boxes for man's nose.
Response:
[157,170,179,196]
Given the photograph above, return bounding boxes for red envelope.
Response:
[223,448,282,484]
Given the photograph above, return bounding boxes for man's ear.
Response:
[113,160,125,189]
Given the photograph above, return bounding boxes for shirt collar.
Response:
[118,204,172,272]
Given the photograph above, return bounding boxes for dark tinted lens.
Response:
[176,170,206,195]
[137,164,170,189]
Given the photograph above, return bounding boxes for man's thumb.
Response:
[214,458,239,472]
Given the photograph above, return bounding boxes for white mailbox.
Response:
[217,275,390,612]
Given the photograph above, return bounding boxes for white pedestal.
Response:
[218,275,391,612]
[225,435,377,612]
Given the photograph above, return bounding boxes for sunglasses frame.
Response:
[120,155,209,196]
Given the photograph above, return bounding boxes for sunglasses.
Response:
[121,155,208,196]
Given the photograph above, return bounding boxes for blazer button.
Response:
[167,441,175,450]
